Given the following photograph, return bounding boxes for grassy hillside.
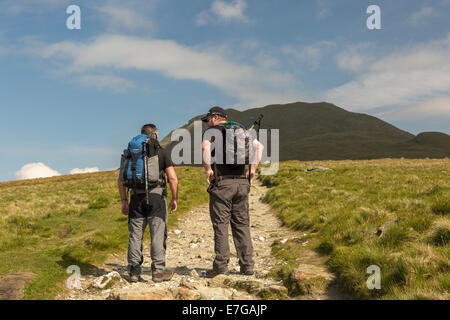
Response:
[2,159,449,300]
[259,159,450,299]
[161,102,450,161]
[0,167,208,300]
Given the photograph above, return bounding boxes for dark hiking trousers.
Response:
[127,192,168,276]
[208,178,254,272]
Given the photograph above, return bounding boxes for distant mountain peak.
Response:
[161,102,449,161]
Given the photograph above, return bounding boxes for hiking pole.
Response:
[249,113,264,131]
[143,140,150,205]
[248,114,264,185]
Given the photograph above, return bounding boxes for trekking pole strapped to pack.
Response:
[143,140,150,205]
[248,114,264,184]
[249,114,264,131]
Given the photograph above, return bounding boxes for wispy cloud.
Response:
[33,34,302,107]
[376,96,450,134]
[409,6,438,25]
[377,96,450,121]
[96,6,155,32]
[379,96,450,120]
[77,74,136,93]
[335,42,375,73]
[196,0,249,26]
[282,41,336,70]
[1,0,64,15]
[324,34,450,114]
[70,167,99,174]
[316,0,332,19]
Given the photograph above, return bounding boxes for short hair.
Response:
[141,124,158,138]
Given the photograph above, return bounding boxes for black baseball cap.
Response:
[201,106,228,122]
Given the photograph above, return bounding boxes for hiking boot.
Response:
[152,270,174,282]
[240,269,254,276]
[205,269,228,278]
[129,274,147,283]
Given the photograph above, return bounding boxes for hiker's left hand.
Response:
[169,199,178,214]
[121,200,129,216]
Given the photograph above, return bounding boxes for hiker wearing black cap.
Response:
[118,124,178,283]
[201,106,264,277]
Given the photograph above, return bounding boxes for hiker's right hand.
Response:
[205,169,214,184]
[246,169,256,183]
[169,199,178,214]
[121,201,129,216]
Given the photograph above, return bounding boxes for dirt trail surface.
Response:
[0,273,35,300]
[57,179,347,300]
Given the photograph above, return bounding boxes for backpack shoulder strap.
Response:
[225,121,246,129]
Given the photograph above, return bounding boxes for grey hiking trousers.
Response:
[127,192,168,275]
[208,178,254,272]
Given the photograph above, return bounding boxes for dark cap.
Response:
[201,106,228,122]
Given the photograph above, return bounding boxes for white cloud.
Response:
[96,6,155,32]
[324,34,450,113]
[316,0,331,19]
[282,41,336,70]
[253,51,280,70]
[35,34,303,108]
[14,163,101,179]
[212,0,247,21]
[335,42,375,73]
[2,0,63,14]
[195,11,211,26]
[409,7,437,25]
[377,96,450,121]
[77,74,136,93]
[70,167,100,175]
[15,162,61,180]
[196,0,248,26]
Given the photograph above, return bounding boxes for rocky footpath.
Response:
[57,179,346,300]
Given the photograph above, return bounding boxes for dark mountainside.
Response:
[160,102,450,162]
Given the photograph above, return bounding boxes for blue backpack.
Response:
[119,134,165,196]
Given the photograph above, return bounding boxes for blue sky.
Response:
[0,0,449,181]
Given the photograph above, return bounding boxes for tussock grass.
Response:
[428,219,450,246]
[431,197,450,216]
[260,158,450,299]
[0,167,208,299]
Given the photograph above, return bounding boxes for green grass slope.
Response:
[0,167,208,299]
[259,159,450,300]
